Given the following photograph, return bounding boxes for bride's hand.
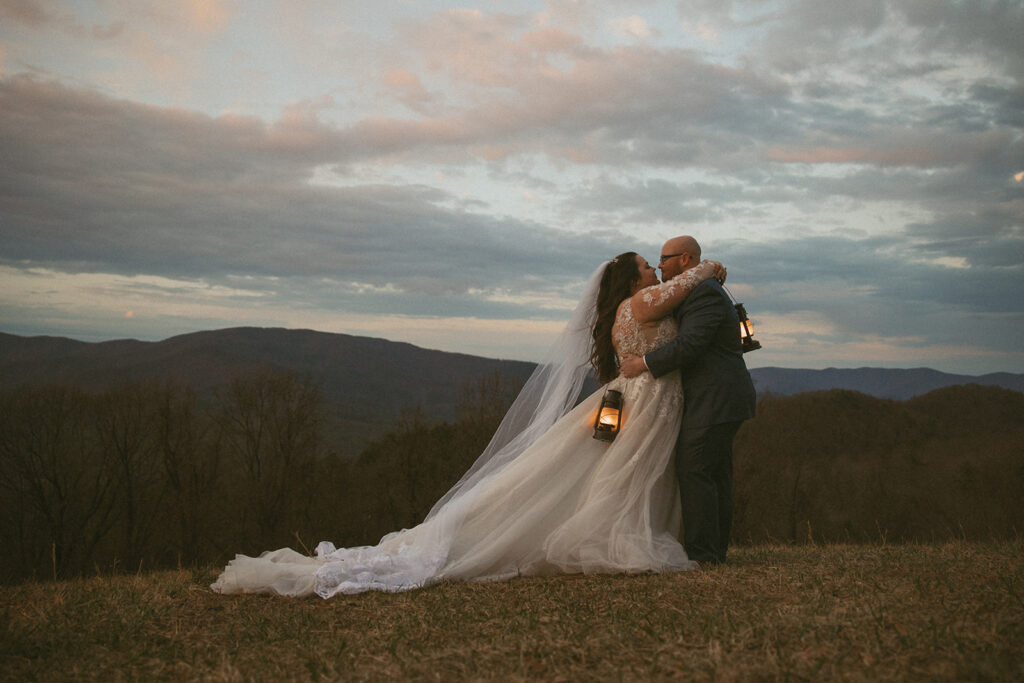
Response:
[703,260,726,284]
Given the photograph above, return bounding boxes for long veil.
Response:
[423,260,609,521]
[218,259,657,597]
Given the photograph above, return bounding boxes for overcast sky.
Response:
[1,0,1022,374]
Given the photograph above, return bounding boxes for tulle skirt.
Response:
[211,372,695,598]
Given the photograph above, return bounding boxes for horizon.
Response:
[3,325,1021,379]
[1,2,1022,376]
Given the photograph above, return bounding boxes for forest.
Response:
[1,371,1021,583]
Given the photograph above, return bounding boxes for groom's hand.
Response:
[619,354,648,378]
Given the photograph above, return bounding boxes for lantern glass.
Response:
[733,302,762,353]
[593,389,623,442]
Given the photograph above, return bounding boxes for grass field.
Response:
[3,541,1022,681]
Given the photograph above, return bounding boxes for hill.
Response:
[0,328,535,457]
[4,543,1021,681]
[749,365,1024,400]
[2,328,1022,453]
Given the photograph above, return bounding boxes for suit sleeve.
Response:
[643,282,726,379]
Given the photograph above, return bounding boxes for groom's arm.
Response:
[643,282,726,379]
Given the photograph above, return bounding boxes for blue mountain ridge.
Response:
[2,328,1021,456]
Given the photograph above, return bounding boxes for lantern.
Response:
[734,302,762,353]
[593,389,623,442]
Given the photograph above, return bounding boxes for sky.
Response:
[1,0,1022,375]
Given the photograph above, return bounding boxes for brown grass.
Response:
[2,541,1022,681]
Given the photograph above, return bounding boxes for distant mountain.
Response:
[749,366,1024,400]
[2,329,1022,455]
[0,328,536,457]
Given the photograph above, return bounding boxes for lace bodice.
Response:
[612,301,678,358]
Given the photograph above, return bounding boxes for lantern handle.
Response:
[723,284,763,352]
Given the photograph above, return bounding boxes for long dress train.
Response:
[212,275,703,597]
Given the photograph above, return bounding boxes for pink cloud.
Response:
[402,9,545,88]
[0,0,53,27]
[519,26,584,53]
[382,69,440,115]
[182,0,234,33]
[764,129,1016,168]
[608,15,660,41]
[134,0,235,34]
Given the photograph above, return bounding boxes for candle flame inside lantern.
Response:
[593,389,623,442]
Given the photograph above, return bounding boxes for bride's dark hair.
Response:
[590,252,641,384]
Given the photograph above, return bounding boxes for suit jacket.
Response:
[644,278,756,430]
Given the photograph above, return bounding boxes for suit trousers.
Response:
[675,420,743,565]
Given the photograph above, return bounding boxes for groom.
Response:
[620,236,756,565]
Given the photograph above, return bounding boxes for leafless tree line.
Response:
[0,372,325,582]
[1,374,1020,584]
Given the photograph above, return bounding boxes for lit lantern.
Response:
[734,302,762,353]
[593,389,623,442]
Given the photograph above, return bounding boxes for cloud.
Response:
[120,0,237,35]
[1,1,1021,373]
[0,75,630,311]
[358,4,1021,189]
[906,210,1024,269]
[608,15,660,40]
[535,0,603,33]
[780,0,888,40]
[0,0,53,27]
[363,28,793,170]
[383,69,442,116]
[899,0,1024,75]
[763,128,1020,169]
[181,0,235,33]
[0,0,238,105]
[2,51,1019,318]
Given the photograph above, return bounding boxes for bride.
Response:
[212,253,725,597]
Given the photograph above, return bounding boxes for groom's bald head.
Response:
[665,236,701,261]
[658,236,701,280]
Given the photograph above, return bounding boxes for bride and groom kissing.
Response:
[213,235,756,597]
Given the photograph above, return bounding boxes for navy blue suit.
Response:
[643,278,756,564]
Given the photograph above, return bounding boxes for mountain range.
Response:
[2,327,1022,455]
[0,328,536,456]
[749,365,1024,400]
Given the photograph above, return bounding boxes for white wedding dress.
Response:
[212,264,713,598]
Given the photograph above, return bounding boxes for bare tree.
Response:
[153,382,221,565]
[0,386,117,579]
[215,371,323,548]
[94,381,167,568]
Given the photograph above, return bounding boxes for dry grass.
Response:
[3,541,1022,681]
